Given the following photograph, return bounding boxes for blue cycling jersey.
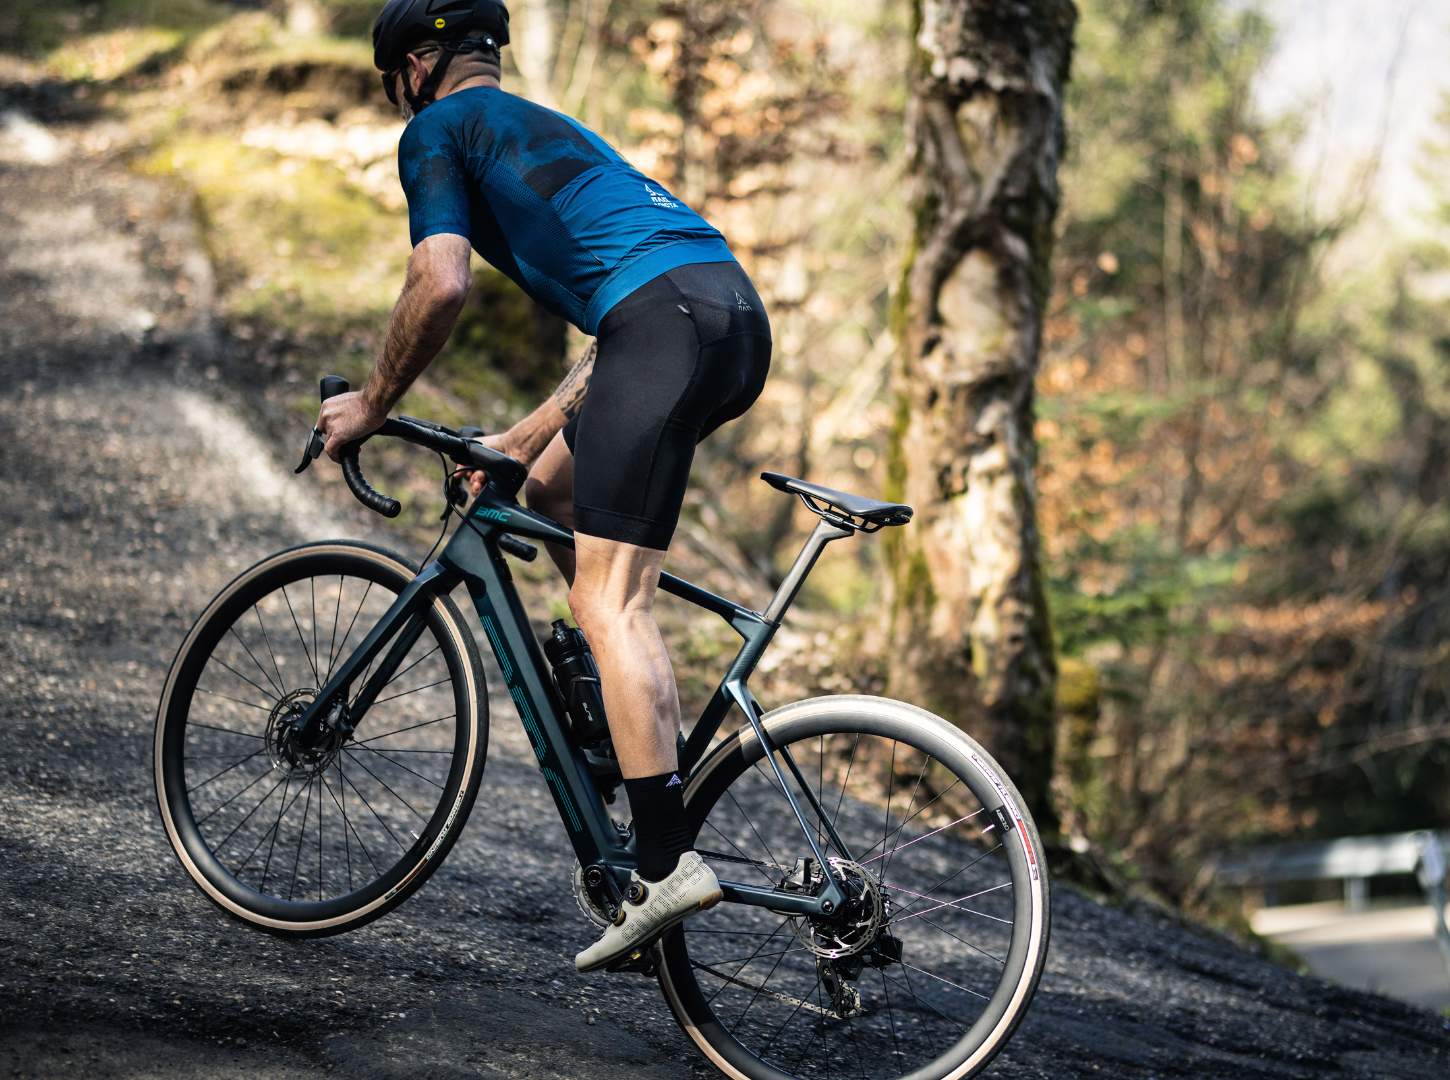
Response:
[398,87,736,335]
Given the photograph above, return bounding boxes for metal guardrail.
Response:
[1214,829,1450,885]
[1213,830,1450,989]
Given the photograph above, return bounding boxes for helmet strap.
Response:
[401,36,500,116]
[402,48,455,115]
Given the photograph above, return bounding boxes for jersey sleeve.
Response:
[398,118,472,247]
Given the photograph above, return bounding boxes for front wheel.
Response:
[154,541,487,937]
[659,696,1050,1080]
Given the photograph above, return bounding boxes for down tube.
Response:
[448,549,629,871]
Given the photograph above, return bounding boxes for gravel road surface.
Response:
[3,123,1450,1080]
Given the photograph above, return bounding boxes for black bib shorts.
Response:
[561,261,772,551]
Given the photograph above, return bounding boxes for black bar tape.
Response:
[340,445,401,518]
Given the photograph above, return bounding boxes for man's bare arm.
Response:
[471,339,595,466]
[319,234,473,460]
[553,339,596,419]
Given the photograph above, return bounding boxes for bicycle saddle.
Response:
[760,472,913,529]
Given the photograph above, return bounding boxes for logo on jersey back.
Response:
[645,184,678,209]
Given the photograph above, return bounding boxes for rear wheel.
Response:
[659,696,1049,1080]
[154,541,487,937]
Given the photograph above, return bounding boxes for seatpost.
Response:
[762,518,855,625]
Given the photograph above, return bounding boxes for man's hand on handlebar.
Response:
[465,429,525,497]
[319,390,389,462]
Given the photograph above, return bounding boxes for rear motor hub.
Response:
[790,858,885,960]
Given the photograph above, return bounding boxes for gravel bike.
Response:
[154,376,1051,1080]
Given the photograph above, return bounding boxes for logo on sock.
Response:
[665,773,682,788]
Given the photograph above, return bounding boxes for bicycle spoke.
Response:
[353,714,454,744]
[258,772,296,894]
[877,754,929,884]
[187,721,264,739]
[204,768,286,839]
[375,643,441,695]
[194,686,273,713]
[371,677,450,705]
[252,605,289,698]
[725,787,782,870]
[889,844,1007,920]
[317,768,325,902]
[287,775,315,901]
[186,748,268,795]
[227,626,283,700]
[324,762,382,878]
[707,921,790,1007]
[321,769,355,889]
[330,580,374,683]
[731,927,799,1032]
[338,764,412,855]
[701,820,781,888]
[352,743,446,789]
[860,809,984,868]
[281,584,321,686]
[310,578,319,691]
[324,575,344,685]
[897,959,941,1059]
[891,962,988,1005]
[913,913,1008,966]
[342,748,432,823]
[208,656,280,705]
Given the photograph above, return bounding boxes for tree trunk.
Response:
[886,0,1075,830]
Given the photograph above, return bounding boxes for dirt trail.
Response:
[2,113,1449,1080]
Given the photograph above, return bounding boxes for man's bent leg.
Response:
[568,533,679,777]
[567,535,721,972]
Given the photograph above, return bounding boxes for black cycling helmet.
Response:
[373,0,510,113]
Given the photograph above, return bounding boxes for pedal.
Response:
[604,944,660,976]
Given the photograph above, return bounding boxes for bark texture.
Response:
[886,0,1075,829]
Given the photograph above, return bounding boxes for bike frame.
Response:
[288,480,857,916]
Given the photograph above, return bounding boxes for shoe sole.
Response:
[577,889,725,974]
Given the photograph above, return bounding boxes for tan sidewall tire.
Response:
[153,541,486,937]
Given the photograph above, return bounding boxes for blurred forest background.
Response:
[4,0,1450,927]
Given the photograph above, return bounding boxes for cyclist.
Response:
[318,0,772,972]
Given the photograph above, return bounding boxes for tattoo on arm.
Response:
[552,340,596,419]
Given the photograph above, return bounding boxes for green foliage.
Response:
[0,0,227,59]
[435,268,568,404]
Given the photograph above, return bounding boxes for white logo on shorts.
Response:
[734,291,753,311]
[645,184,678,209]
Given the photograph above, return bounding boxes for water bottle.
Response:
[542,620,612,748]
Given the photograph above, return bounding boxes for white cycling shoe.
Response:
[575,851,723,973]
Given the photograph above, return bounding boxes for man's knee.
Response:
[567,582,610,639]
[524,474,559,514]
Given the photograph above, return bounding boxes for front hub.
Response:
[266,689,351,775]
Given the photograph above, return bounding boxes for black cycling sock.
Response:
[625,771,692,882]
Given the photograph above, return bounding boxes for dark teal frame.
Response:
[288,480,856,915]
